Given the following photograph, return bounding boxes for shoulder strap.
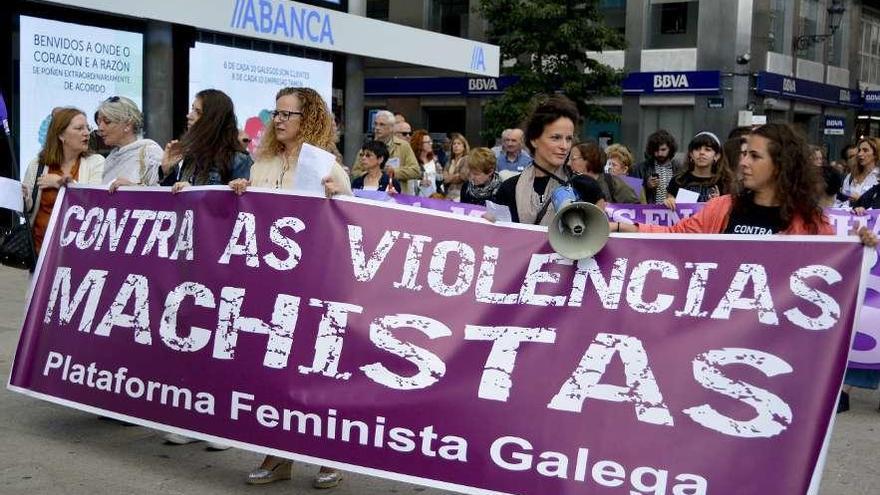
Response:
[533,194,554,225]
[137,145,147,185]
[26,162,46,216]
[603,173,617,203]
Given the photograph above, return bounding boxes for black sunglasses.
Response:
[105,96,121,103]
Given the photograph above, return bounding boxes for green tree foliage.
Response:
[478,0,626,143]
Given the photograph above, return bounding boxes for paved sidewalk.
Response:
[1,266,878,494]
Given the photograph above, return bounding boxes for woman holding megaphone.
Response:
[492,95,604,225]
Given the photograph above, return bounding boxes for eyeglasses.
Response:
[271,110,303,122]
[241,138,252,144]
[105,96,120,103]
[398,131,412,137]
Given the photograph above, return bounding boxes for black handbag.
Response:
[0,163,44,271]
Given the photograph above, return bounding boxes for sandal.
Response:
[246,460,292,485]
[313,469,342,489]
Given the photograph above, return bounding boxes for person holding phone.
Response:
[631,129,683,204]
[611,123,874,241]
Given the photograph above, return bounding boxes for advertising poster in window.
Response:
[188,42,333,155]
[18,16,144,178]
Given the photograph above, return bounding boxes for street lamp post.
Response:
[792,0,846,52]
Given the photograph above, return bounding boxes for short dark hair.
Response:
[821,164,843,197]
[361,140,389,168]
[523,95,579,155]
[841,143,857,161]
[644,129,678,159]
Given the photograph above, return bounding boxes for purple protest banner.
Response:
[826,209,880,370]
[606,203,880,370]
[605,202,705,225]
[354,189,486,217]
[9,186,868,495]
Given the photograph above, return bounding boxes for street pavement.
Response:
[0,265,878,494]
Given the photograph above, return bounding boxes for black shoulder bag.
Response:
[0,162,44,271]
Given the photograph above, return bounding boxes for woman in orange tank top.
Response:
[22,107,104,253]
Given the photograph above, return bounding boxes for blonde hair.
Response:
[466,147,496,174]
[605,143,634,170]
[449,132,470,160]
[96,96,144,135]
[257,87,336,160]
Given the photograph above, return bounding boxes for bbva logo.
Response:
[783,78,797,92]
[470,46,486,72]
[468,78,498,92]
[653,74,689,89]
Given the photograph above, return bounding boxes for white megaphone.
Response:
[547,185,610,260]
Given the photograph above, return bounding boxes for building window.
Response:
[796,0,821,61]
[861,13,880,86]
[429,0,469,37]
[660,3,687,34]
[647,1,698,49]
[828,5,848,68]
[769,0,789,54]
[366,0,390,20]
[599,0,626,37]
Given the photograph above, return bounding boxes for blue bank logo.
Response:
[653,74,689,89]
[470,46,486,72]
[230,0,335,46]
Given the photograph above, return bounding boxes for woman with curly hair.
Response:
[443,132,470,200]
[166,89,252,192]
[663,131,735,210]
[231,87,349,489]
[605,143,634,177]
[612,123,871,238]
[230,86,349,197]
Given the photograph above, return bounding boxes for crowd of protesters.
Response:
[18,87,880,490]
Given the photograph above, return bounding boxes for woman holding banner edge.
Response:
[611,123,875,243]
[227,86,347,489]
[610,123,877,415]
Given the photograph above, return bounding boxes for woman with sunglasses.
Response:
[96,96,161,188]
[168,89,252,192]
